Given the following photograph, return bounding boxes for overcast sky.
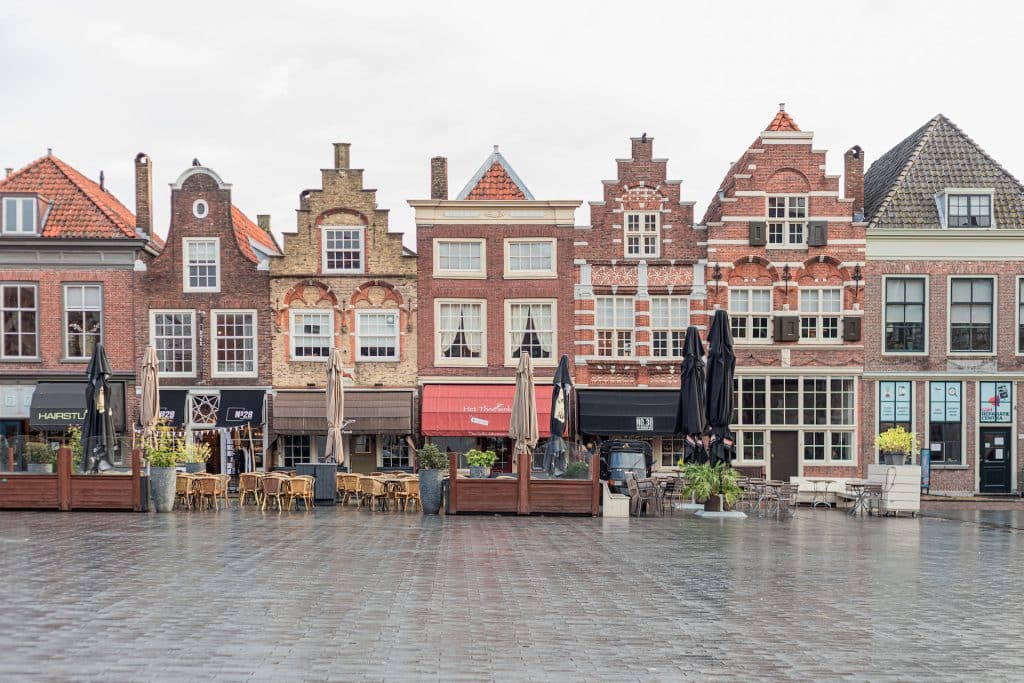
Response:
[3,1,1022,248]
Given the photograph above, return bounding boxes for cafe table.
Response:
[804,478,837,508]
[845,479,870,516]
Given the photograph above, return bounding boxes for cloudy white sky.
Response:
[3,1,1022,248]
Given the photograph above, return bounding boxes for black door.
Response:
[979,427,1012,494]
[770,431,799,483]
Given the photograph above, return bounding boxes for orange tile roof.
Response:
[765,109,801,132]
[230,204,281,263]
[464,160,528,200]
[0,154,140,239]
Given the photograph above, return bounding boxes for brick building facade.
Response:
[0,152,157,468]
[410,147,580,471]
[269,143,417,473]
[864,115,1024,495]
[573,136,706,468]
[702,107,866,481]
[137,161,281,475]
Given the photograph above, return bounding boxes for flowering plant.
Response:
[875,426,919,455]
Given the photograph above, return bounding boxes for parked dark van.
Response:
[599,440,653,494]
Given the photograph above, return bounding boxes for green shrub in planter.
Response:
[26,442,55,465]
[562,460,590,479]
[416,443,448,470]
[416,443,447,515]
[682,462,741,511]
[465,449,497,468]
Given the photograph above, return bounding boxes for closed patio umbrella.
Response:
[82,343,116,473]
[705,309,737,466]
[509,352,539,472]
[139,346,160,449]
[325,348,345,465]
[543,354,572,476]
[675,326,708,465]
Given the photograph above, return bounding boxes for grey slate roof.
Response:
[865,114,1024,229]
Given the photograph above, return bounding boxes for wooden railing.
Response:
[0,447,142,511]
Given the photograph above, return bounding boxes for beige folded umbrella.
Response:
[509,352,539,470]
[140,346,160,448]
[325,348,345,465]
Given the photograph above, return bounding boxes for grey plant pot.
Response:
[419,468,444,515]
[150,466,177,513]
[27,463,53,474]
[469,465,490,479]
[179,462,207,474]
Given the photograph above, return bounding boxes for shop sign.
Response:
[979,381,1012,424]
[636,416,654,431]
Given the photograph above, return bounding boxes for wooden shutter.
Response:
[773,315,799,342]
[748,221,767,247]
[808,221,828,247]
[842,316,862,342]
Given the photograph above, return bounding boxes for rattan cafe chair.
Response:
[237,472,262,506]
[174,473,196,510]
[287,476,315,511]
[261,474,287,511]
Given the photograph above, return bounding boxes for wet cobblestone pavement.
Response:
[1,505,1021,682]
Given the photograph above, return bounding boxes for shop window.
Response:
[356,311,399,361]
[979,381,1012,424]
[950,278,993,353]
[884,278,926,352]
[739,377,766,425]
[213,311,256,377]
[802,378,828,425]
[769,378,799,424]
[323,227,364,273]
[151,310,195,375]
[928,381,962,465]
[661,436,685,467]
[803,431,826,460]
[64,284,102,360]
[381,434,410,469]
[624,212,659,257]
[767,196,806,246]
[878,381,912,435]
[740,431,766,461]
[651,297,689,357]
[829,378,855,425]
[729,288,771,341]
[189,393,220,427]
[799,289,841,340]
[290,310,333,360]
[281,435,310,468]
[1,283,38,359]
[183,238,219,292]
[595,296,633,357]
[507,301,554,363]
[830,432,853,461]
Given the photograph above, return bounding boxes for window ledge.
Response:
[931,465,969,470]
[431,273,487,280]
[355,358,401,364]
[503,273,558,279]
[0,357,41,363]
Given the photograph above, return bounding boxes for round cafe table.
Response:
[805,478,836,508]
[845,479,870,516]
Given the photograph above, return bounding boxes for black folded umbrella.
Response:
[675,327,708,464]
[705,309,737,466]
[82,343,116,473]
[543,354,572,476]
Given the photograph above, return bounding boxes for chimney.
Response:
[845,145,865,220]
[99,170,105,191]
[333,143,350,170]
[430,157,448,200]
[632,134,653,161]
[134,153,152,235]
[256,214,271,232]
[5,168,12,178]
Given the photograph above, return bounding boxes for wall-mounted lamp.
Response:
[711,263,723,298]
[852,264,863,300]
[782,264,792,297]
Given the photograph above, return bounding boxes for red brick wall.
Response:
[137,170,273,388]
[416,222,574,380]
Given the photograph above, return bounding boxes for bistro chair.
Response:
[339,474,359,506]
[360,476,388,511]
[335,472,346,500]
[625,473,657,517]
[774,483,799,519]
[174,473,196,510]
[287,476,315,511]
[237,472,263,506]
[261,474,288,511]
[395,478,420,511]
[194,475,219,511]
[214,474,231,509]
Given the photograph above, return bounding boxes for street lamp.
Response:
[711,262,723,299]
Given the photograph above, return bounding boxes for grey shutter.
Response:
[748,221,766,247]
[773,315,799,342]
[808,221,828,247]
[842,317,862,342]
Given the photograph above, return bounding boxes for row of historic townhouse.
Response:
[1,107,1021,495]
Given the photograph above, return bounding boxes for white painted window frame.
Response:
[355,309,401,362]
[150,309,196,377]
[623,212,660,258]
[434,298,487,367]
[321,225,366,274]
[503,237,557,278]
[62,283,103,361]
[289,309,335,362]
[210,309,258,378]
[432,238,486,278]
[182,237,220,293]
[503,298,557,367]
[766,194,808,248]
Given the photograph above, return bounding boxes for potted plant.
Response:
[416,443,448,515]
[682,462,741,512]
[465,448,497,478]
[67,426,84,473]
[875,426,919,466]
[26,442,56,474]
[561,460,590,480]
[177,440,212,473]
[146,428,184,513]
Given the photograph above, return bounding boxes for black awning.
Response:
[216,390,265,427]
[158,390,188,427]
[30,382,126,431]
[577,389,679,437]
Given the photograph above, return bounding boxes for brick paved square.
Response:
[0,507,1021,682]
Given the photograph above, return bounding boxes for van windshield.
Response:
[609,451,645,471]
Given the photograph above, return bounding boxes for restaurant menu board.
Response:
[879,381,912,423]
[979,381,1012,423]
[929,381,961,423]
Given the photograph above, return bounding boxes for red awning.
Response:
[421,384,554,437]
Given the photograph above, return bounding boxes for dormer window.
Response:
[948,194,991,227]
[3,196,37,235]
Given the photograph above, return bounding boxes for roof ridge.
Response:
[47,155,136,237]
[0,154,49,188]
[936,114,1024,195]
[865,115,942,224]
[456,147,534,200]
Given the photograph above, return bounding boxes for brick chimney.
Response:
[430,156,448,200]
[333,143,350,170]
[134,153,152,235]
[845,145,865,220]
[256,214,271,232]
[632,134,653,161]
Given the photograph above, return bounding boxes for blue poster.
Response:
[920,448,930,492]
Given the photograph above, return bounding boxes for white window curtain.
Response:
[535,304,553,355]
[439,305,457,355]
[510,304,529,354]
[463,304,482,354]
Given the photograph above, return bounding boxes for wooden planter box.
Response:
[0,447,142,512]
